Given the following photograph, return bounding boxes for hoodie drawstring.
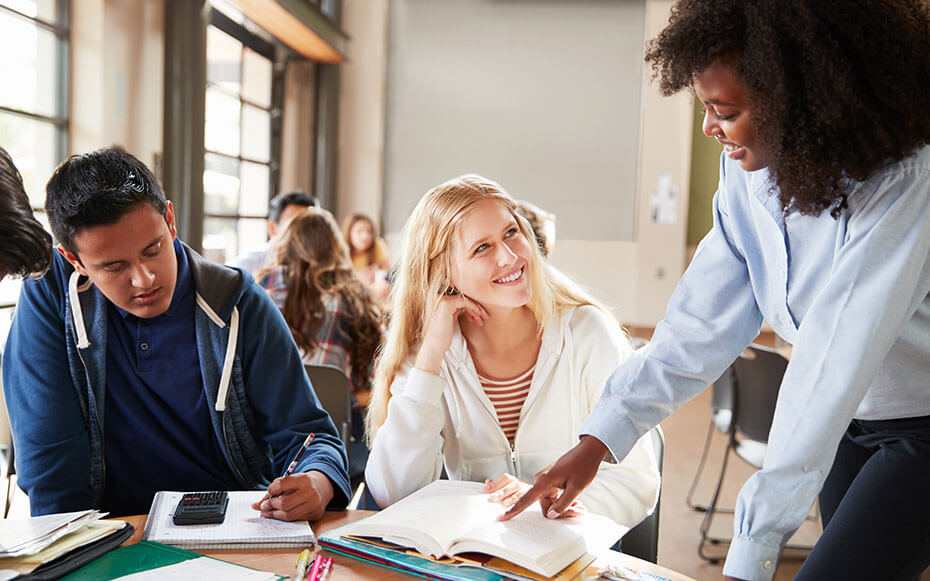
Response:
[214,306,239,411]
[69,270,91,349]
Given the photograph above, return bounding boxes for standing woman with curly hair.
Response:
[504,1,930,579]
[259,208,382,396]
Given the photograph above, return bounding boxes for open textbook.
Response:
[346,480,626,578]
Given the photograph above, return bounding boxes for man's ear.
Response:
[165,200,178,239]
[58,246,89,277]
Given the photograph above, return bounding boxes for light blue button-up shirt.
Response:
[583,146,930,580]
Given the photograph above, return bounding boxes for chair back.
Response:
[304,364,352,448]
[731,344,787,443]
[618,426,664,563]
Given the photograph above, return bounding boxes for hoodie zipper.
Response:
[75,341,106,492]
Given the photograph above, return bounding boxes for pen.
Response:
[307,554,323,581]
[294,549,312,581]
[261,433,316,502]
[285,432,316,478]
[316,556,334,581]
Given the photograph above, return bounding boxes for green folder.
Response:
[60,540,285,580]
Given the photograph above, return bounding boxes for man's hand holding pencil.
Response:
[251,433,335,522]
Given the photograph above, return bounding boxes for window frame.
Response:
[202,7,284,260]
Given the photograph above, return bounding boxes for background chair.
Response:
[697,344,815,563]
[304,363,353,455]
[618,426,665,563]
[685,365,735,511]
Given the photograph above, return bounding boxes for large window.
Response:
[202,6,278,265]
[0,0,68,343]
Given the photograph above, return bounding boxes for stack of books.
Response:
[0,510,134,578]
[320,480,627,580]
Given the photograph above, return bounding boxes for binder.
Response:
[13,522,134,580]
[59,541,285,580]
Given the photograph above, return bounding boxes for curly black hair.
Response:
[645,0,930,217]
[0,146,52,279]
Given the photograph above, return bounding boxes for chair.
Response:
[618,426,664,563]
[685,365,735,511]
[697,344,814,563]
[304,364,353,452]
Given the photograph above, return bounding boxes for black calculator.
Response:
[172,491,229,525]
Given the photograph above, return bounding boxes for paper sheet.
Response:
[110,556,279,580]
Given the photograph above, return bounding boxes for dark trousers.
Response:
[795,415,930,581]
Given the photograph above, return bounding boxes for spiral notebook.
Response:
[142,490,315,549]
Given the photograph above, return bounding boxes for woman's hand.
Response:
[251,470,334,521]
[414,289,488,375]
[500,435,606,521]
[484,473,586,517]
[484,473,529,507]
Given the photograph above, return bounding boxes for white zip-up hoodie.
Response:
[366,305,661,527]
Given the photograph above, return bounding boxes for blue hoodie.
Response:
[2,243,350,515]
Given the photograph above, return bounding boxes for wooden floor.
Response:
[656,386,816,580]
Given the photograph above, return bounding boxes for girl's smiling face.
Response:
[449,200,533,312]
[694,62,769,172]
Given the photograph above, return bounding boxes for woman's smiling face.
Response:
[694,62,769,172]
[449,199,533,312]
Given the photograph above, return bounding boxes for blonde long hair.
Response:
[365,174,615,442]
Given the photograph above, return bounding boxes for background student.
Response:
[365,174,660,528]
[341,212,391,304]
[258,207,383,483]
[0,146,52,281]
[504,1,930,579]
[231,189,318,277]
[2,148,350,520]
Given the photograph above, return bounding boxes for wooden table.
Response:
[121,511,694,580]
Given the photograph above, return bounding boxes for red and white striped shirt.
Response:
[478,365,535,444]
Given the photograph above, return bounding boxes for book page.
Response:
[348,480,625,577]
[0,511,100,557]
[350,481,500,556]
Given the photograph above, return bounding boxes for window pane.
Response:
[206,26,241,93]
[0,10,63,118]
[237,219,267,260]
[203,153,239,215]
[241,104,270,163]
[0,112,59,208]
[203,216,237,265]
[0,0,60,23]
[242,48,271,108]
[239,161,269,216]
[204,87,241,156]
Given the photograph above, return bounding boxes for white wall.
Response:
[71,0,164,168]
[338,0,691,327]
[336,0,389,224]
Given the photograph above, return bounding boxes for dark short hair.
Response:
[0,146,52,278]
[268,190,318,223]
[45,147,166,254]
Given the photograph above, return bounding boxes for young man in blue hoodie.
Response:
[2,148,351,519]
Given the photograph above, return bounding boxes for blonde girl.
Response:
[365,174,659,527]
